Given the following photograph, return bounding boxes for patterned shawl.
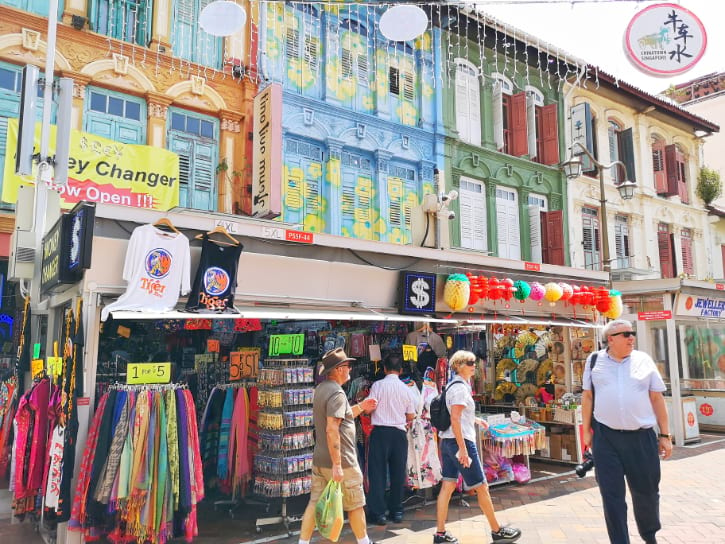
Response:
[165,389,179,510]
[95,391,130,503]
[216,388,234,479]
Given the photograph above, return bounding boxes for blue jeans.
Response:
[440,438,485,490]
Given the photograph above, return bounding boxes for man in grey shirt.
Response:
[582,319,672,544]
[298,348,377,544]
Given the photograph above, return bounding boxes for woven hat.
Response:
[318,348,355,376]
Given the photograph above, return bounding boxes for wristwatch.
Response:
[658,433,672,440]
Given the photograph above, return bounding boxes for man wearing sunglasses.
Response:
[582,319,672,544]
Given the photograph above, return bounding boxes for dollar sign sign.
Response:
[410,278,430,309]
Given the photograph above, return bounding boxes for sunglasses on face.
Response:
[463,360,476,367]
[610,331,637,338]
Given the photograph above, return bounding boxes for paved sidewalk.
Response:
[1,436,723,543]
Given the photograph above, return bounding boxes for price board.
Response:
[402,344,418,362]
[207,339,220,353]
[47,356,63,378]
[230,348,260,380]
[31,358,44,378]
[127,362,171,384]
[268,334,305,356]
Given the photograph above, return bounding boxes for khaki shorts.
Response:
[310,465,366,511]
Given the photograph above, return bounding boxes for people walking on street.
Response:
[298,348,378,544]
[366,353,416,525]
[582,319,672,544]
[434,350,522,544]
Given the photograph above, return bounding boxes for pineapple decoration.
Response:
[444,274,470,312]
[603,290,624,319]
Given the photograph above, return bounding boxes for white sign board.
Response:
[624,3,707,76]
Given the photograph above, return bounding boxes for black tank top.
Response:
[185,235,243,312]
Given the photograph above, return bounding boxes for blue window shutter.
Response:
[0,117,9,199]
[191,140,215,211]
[85,116,114,139]
[168,134,192,207]
[173,0,194,62]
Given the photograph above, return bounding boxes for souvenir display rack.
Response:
[253,357,314,536]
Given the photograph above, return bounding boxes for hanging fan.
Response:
[496,358,517,380]
[536,359,553,386]
[493,381,518,401]
[515,383,538,403]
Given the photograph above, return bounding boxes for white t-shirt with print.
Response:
[101,224,191,321]
[438,376,477,442]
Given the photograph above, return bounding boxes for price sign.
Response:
[47,356,63,378]
[402,344,418,362]
[127,362,171,384]
[33,343,41,359]
[31,358,44,378]
[230,348,260,381]
[207,339,220,353]
[268,334,305,356]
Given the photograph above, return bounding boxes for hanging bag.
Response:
[315,479,344,542]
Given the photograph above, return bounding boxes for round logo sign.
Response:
[204,267,230,296]
[685,296,694,311]
[699,403,713,417]
[624,3,707,76]
[145,248,172,279]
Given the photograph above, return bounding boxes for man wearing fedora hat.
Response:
[298,348,378,544]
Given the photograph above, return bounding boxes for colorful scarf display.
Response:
[69,386,204,544]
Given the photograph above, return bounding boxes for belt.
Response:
[600,423,651,433]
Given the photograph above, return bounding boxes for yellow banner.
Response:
[3,119,179,210]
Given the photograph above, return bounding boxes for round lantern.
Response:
[488,277,503,301]
[559,282,573,302]
[513,280,531,302]
[594,287,612,313]
[603,291,624,319]
[199,1,248,36]
[501,278,515,301]
[379,5,429,42]
[529,282,545,301]
[544,282,564,303]
[443,274,470,312]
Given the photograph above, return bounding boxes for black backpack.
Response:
[429,381,465,432]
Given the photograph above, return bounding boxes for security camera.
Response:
[440,190,459,203]
[447,211,456,221]
[441,192,450,202]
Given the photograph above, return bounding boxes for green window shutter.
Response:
[191,140,214,211]
[168,134,192,207]
[620,128,637,183]
[173,0,194,62]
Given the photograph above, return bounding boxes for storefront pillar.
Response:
[146,92,172,148]
[664,293,685,445]
[219,110,242,214]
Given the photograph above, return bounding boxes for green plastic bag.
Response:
[315,479,344,542]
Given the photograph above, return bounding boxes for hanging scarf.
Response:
[165,389,179,510]
[176,389,191,515]
[68,392,110,531]
[216,388,234,479]
[227,386,249,497]
[154,392,170,541]
[246,386,259,475]
[183,389,204,541]
[115,391,136,504]
[95,392,130,503]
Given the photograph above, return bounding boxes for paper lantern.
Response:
[529,282,545,301]
[544,282,564,303]
[603,293,623,319]
[199,1,247,36]
[488,277,503,301]
[379,5,428,42]
[501,278,515,301]
[466,274,488,305]
[594,287,612,313]
[513,280,531,302]
[559,282,573,302]
[580,286,595,307]
[443,274,470,312]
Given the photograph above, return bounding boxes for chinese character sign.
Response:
[625,3,707,76]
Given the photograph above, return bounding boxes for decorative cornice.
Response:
[220,109,243,133]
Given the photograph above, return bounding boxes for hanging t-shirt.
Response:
[405,330,447,357]
[101,224,191,321]
[185,235,243,312]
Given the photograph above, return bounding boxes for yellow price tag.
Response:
[47,356,63,378]
[126,362,171,384]
[31,359,44,378]
[402,344,418,362]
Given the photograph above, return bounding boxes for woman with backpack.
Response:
[433,350,522,544]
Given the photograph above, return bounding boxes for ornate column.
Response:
[145,92,172,148]
[219,109,243,214]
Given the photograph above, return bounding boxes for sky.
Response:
[477,0,725,95]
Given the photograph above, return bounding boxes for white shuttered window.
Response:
[459,177,487,251]
[496,187,520,260]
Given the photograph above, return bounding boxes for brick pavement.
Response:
[0,436,723,543]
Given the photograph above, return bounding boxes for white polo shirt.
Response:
[583,349,666,431]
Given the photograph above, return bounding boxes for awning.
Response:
[110,306,457,324]
[461,316,602,328]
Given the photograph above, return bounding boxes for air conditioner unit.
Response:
[8,185,36,282]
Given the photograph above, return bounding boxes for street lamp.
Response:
[561,142,636,280]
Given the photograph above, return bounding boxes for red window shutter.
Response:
[677,152,689,203]
[540,210,549,264]
[510,92,528,157]
[681,230,694,276]
[658,226,674,279]
[652,143,667,194]
[541,210,565,265]
[541,103,559,166]
[664,145,679,197]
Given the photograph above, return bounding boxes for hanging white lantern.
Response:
[379,5,428,42]
[199,0,247,37]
